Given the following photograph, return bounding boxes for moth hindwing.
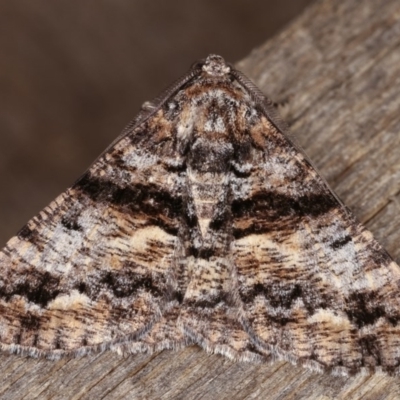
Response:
[1,54,399,376]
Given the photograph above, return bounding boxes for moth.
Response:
[1,54,399,376]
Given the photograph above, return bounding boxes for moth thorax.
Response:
[202,54,230,77]
[189,138,233,174]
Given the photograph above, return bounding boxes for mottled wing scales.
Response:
[0,114,184,356]
[232,114,400,374]
[179,256,267,362]
[111,304,191,355]
[1,54,400,376]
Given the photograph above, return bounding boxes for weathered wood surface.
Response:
[2,0,400,398]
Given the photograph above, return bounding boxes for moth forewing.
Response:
[0,54,399,376]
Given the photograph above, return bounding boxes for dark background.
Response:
[0,0,314,245]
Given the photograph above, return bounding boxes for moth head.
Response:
[201,54,231,77]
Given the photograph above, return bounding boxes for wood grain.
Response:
[2,0,400,398]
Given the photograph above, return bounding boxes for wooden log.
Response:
[2,0,400,398]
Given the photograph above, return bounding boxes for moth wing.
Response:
[111,305,191,355]
[0,108,184,357]
[232,100,400,375]
[179,256,269,362]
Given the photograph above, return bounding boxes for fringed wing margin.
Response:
[231,109,400,376]
[0,107,189,358]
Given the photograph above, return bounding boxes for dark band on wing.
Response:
[239,282,332,316]
[345,291,400,328]
[74,172,183,235]
[232,191,338,238]
[0,270,61,307]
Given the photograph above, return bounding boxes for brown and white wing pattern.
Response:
[0,106,187,357]
[229,80,400,375]
[1,54,400,376]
